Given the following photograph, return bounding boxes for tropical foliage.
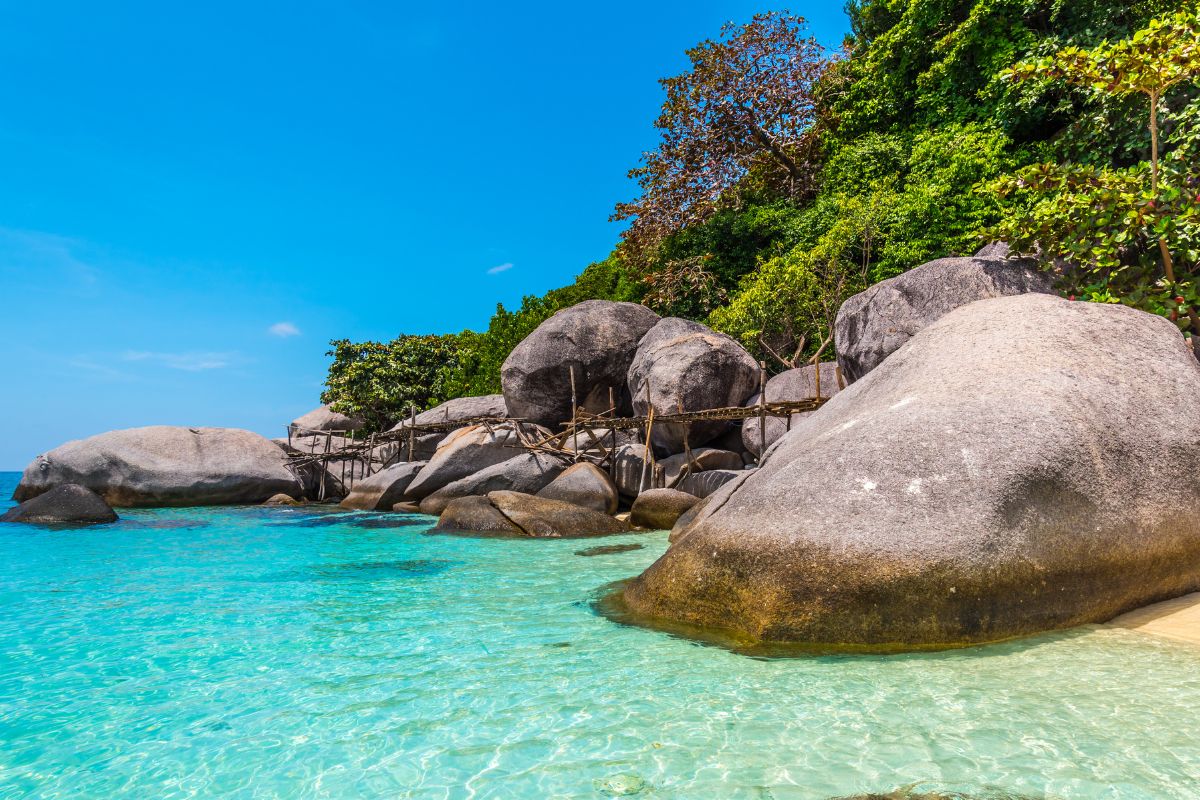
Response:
[323,3,1200,426]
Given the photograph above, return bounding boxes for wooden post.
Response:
[608,386,617,477]
[407,404,416,462]
[758,361,767,459]
[836,364,845,391]
[318,431,331,502]
[569,366,579,462]
[287,424,293,450]
[814,360,822,399]
[639,383,656,493]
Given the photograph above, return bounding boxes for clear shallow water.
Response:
[1,473,1199,799]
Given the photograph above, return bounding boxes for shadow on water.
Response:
[590,579,1099,661]
[575,543,644,557]
[263,511,427,529]
[258,559,457,583]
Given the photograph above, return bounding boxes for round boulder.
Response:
[291,405,366,433]
[834,255,1052,384]
[501,300,660,428]
[13,426,304,507]
[417,453,565,516]
[339,461,427,511]
[625,294,1200,649]
[628,318,758,454]
[630,488,700,531]
[1,484,118,524]
[403,423,544,499]
[536,462,620,515]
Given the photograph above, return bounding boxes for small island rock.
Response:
[1,484,118,524]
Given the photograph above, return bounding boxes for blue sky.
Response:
[0,2,849,469]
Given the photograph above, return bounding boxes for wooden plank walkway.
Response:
[1106,592,1200,646]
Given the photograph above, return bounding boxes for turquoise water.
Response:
[1,472,1199,799]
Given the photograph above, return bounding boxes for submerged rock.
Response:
[741,363,842,457]
[625,293,1200,648]
[417,453,564,516]
[630,488,700,530]
[501,300,660,428]
[339,461,426,511]
[263,493,303,506]
[834,255,1052,384]
[1,484,118,524]
[628,318,758,453]
[13,426,303,507]
[536,462,620,515]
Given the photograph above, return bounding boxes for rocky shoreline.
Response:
[9,246,1200,651]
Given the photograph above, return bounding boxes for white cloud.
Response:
[268,321,301,337]
[122,351,235,371]
[487,262,514,275]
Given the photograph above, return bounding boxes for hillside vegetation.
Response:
[324,0,1198,430]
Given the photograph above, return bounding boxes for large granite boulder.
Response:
[13,426,303,507]
[434,491,631,537]
[418,453,565,516]
[613,444,653,498]
[339,461,427,511]
[628,318,759,454]
[625,293,1200,648]
[501,300,660,428]
[1,484,118,524]
[741,363,842,458]
[834,255,1052,384]
[291,405,365,433]
[403,423,541,499]
[536,462,619,515]
[630,488,700,531]
[676,469,743,498]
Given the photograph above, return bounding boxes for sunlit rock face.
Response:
[626,293,1200,649]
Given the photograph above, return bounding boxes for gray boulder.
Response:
[974,241,1013,259]
[389,395,508,433]
[263,493,303,506]
[13,426,303,507]
[434,491,631,537]
[501,300,661,428]
[487,491,631,537]
[613,443,653,498]
[659,448,744,487]
[418,453,565,516]
[403,423,541,499]
[741,363,842,457]
[628,318,759,453]
[2,484,118,524]
[291,405,365,433]
[339,461,427,511]
[536,462,619,515]
[676,469,743,498]
[630,488,700,530]
[433,496,523,535]
[625,293,1200,648]
[834,255,1052,383]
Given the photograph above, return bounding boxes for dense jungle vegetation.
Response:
[324,0,1199,430]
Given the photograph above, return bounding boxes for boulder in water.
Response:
[13,426,303,507]
[536,462,620,515]
[630,488,700,530]
[339,461,427,511]
[625,293,1200,648]
[834,255,1052,383]
[486,491,631,537]
[1,484,118,524]
[417,453,565,516]
[501,300,660,428]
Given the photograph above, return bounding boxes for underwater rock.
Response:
[339,461,427,511]
[1,483,118,524]
[834,255,1051,383]
[13,426,303,507]
[536,462,620,515]
[630,488,700,530]
[625,293,1200,648]
[628,317,758,453]
[262,493,303,506]
[501,300,660,428]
